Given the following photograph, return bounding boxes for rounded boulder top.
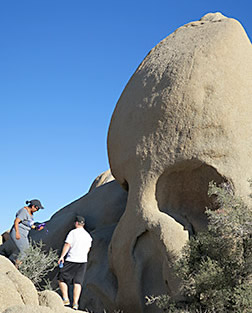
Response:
[108,12,252,200]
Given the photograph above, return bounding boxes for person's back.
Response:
[57,215,93,310]
[65,227,92,263]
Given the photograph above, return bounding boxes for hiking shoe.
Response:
[62,298,70,306]
[72,303,79,310]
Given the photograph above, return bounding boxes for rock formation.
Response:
[107,12,252,312]
[0,12,251,313]
[88,169,114,192]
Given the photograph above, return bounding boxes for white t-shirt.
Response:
[65,227,93,263]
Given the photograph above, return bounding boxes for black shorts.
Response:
[57,261,87,285]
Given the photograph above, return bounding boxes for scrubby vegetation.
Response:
[18,240,58,290]
[146,181,252,313]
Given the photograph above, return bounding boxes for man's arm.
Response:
[58,242,71,264]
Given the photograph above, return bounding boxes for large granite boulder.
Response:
[0,255,39,312]
[107,12,252,312]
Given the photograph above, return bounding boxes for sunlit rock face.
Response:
[107,12,252,312]
[88,169,114,192]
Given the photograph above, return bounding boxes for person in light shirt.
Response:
[57,215,93,310]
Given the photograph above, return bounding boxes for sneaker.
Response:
[62,298,70,306]
[72,303,79,310]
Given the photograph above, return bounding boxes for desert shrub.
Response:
[18,240,58,290]
[146,181,252,313]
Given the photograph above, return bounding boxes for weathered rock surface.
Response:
[89,169,115,192]
[38,290,84,313]
[0,256,85,313]
[0,255,39,312]
[107,12,252,312]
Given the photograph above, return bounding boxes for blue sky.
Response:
[0,0,251,234]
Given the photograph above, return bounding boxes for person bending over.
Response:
[57,215,93,310]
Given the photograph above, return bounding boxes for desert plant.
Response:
[17,240,58,290]
[42,277,59,291]
[146,181,252,313]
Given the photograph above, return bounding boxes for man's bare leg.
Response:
[73,283,82,307]
[58,280,69,304]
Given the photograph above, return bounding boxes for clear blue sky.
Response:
[0,0,251,234]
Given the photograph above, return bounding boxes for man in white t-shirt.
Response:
[57,215,93,310]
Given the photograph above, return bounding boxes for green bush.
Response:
[18,240,58,290]
[146,181,252,313]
